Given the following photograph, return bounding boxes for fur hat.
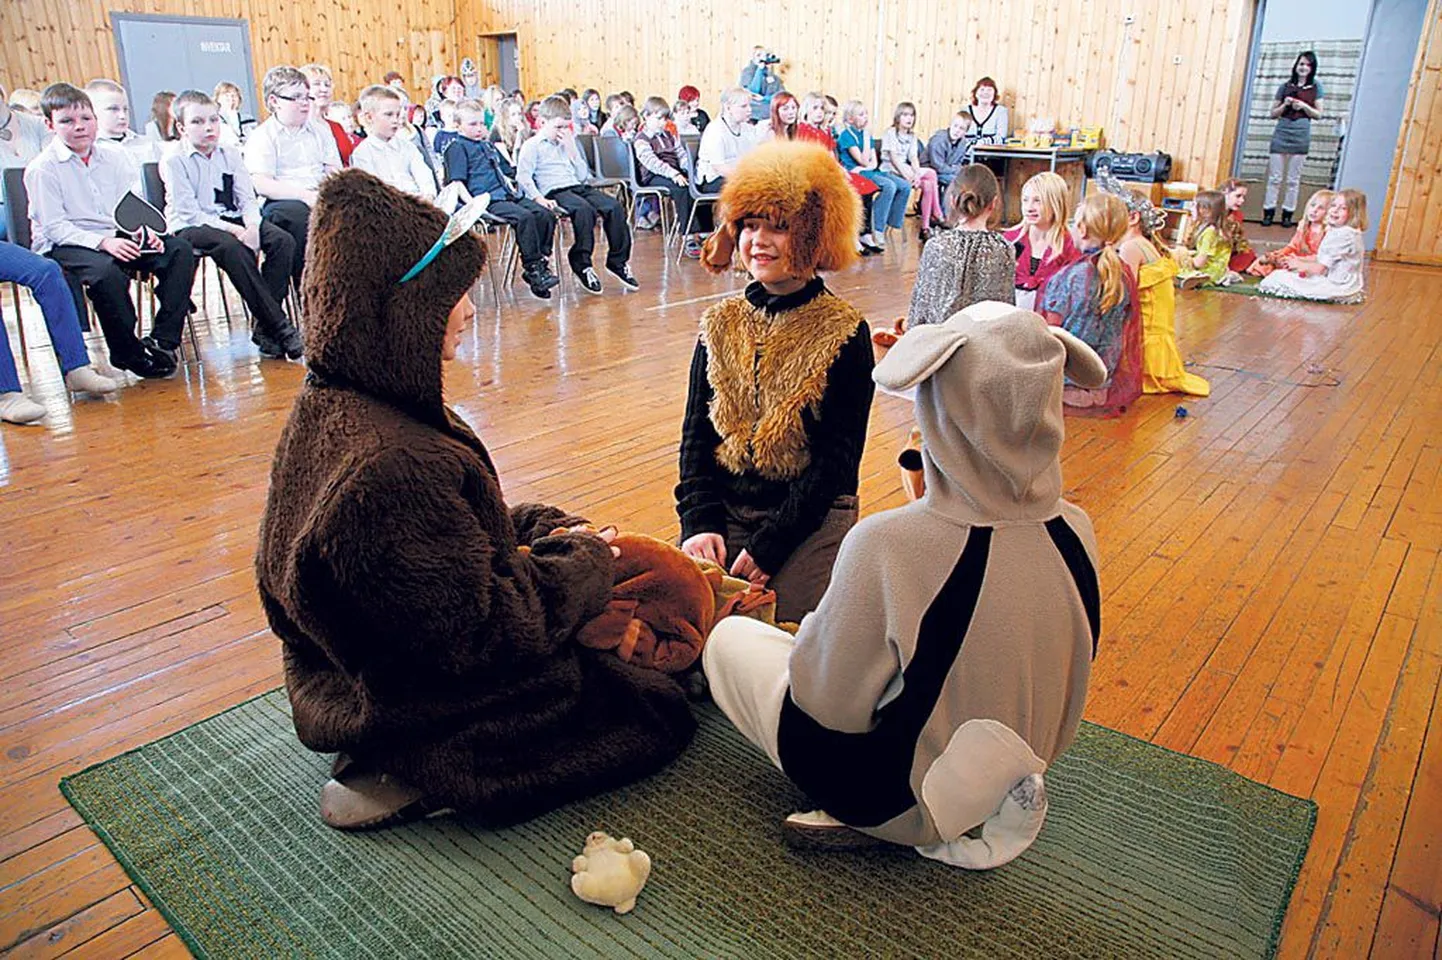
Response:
[702,141,861,277]
[303,169,486,418]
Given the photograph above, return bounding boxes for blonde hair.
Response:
[1021,172,1071,254]
[1186,190,1228,249]
[358,83,401,115]
[299,63,333,84]
[1304,189,1336,220]
[719,87,751,110]
[800,92,827,125]
[84,78,125,96]
[213,81,243,108]
[1337,188,1368,231]
[1074,194,1129,315]
[945,164,999,226]
[841,99,867,124]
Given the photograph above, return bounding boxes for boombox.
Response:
[1085,150,1172,183]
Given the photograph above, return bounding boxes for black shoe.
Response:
[1280,209,1295,229]
[575,267,603,295]
[536,266,562,291]
[606,263,639,291]
[275,324,304,360]
[526,277,553,300]
[251,329,285,360]
[1261,207,1275,227]
[141,335,178,368]
[114,348,173,379]
[524,263,561,293]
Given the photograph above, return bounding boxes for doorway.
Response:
[111,13,257,124]
[477,32,520,94]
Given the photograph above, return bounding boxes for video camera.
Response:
[760,52,780,65]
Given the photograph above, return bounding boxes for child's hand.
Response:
[99,236,142,262]
[729,550,770,588]
[240,224,261,251]
[681,533,726,567]
[673,174,687,186]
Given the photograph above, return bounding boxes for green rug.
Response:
[61,691,1315,960]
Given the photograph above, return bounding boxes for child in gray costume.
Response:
[703,300,1106,868]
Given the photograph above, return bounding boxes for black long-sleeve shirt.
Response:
[675,280,875,574]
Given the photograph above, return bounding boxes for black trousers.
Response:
[488,198,556,270]
[178,223,295,335]
[546,185,630,273]
[646,180,701,236]
[260,199,311,288]
[49,236,196,358]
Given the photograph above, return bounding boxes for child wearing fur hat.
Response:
[704,300,1105,867]
[676,141,874,624]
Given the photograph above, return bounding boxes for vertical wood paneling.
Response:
[457,0,1256,187]
[1377,0,1442,264]
[0,0,459,111]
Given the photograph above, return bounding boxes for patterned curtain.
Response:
[1237,39,1362,187]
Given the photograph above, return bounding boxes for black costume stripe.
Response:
[775,527,993,828]
[1045,516,1101,659]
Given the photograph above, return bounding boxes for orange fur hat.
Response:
[702,141,862,277]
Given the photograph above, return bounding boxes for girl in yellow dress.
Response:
[1101,176,1211,398]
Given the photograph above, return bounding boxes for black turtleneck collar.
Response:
[744,276,827,315]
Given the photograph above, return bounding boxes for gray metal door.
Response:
[112,13,257,125]
[497,35,519,92]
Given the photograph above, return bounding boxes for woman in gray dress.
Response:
[1264,51,1323,228]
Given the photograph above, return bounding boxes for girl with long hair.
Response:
[881,101,943,238]
[1175,190,1242,288]
[1003,172,1079,311]
[1263,51,1323,228]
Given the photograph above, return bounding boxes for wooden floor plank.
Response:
[1,231,1438,958]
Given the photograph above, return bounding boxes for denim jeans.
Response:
[0,241,92,392]
[858,170,910,233]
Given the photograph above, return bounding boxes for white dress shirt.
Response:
[160,140,262,230]
[351,134,437,199]
[697,118,755,184]
[24,137,144,254]
[243,117,341,196]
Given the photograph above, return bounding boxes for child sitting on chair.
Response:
[1258,189,1366,304]
[351,85,440,202]
[704,300,1104,867]
[678,141,874,624]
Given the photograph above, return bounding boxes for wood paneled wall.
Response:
[456,0,1256,187]
[0,0,458,112]
[1377,0,1442,264]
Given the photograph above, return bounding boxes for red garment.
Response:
[1039,253,1143,419]
[797,123,879,196]
[325,118,356,166]
[1227,208,1256,272]
[1004,224,1081,295]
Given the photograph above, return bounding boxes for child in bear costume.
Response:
[704,300,1106,868]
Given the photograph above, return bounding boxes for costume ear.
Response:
[701,224,737,275]
[873,323,970,397]
[1048,327,1108,387]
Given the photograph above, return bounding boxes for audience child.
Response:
[432,101,461,159]
[27,83,194,378]
[325,100,359,139]
[429,76,466,127]
[481,85,507,128]
[582,88,606,128]
[83,79,156,162]
[144,91,179,147]
[680,141,874,622]
[245,65,343,293]
[1219,178,1256,273]
[571,96,600,135]
[696,88,756,196]
[460,58,482,99]
[618,91,636,108]
[400,104,438,189]
[1102,176,1210,398]
[838,100,908,250]
[0,87,51,243]
[446,99,560,300]
[163,90,304,361]
[881,101,943,239]
[1003,171,1079,311]
[797,93,879,253]
[703,299,1102,863]
[908,165,1013,326]
[967,77,1010,144]
[1175,190,1241,288]
[0,239,117,423]
[1039,193,1140,416]
[925,112,972,195]
[352,85,439,201]
[1249,189,1332,278]
[763,92,799,140]
[213,81,255,147]
[822,95,841,134]
[516,95,636,294]
[601,104,639,140]
[300,64,355,166]
[678,85,710,132]
[8,88,43,115]
[1258,189,1366,303]
[672,98,701,136]
[524,99,542,131]
[490,98,530,170]
[636,97,704,257]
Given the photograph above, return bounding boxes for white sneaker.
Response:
[64,365,118,395]
[0,392,46,424]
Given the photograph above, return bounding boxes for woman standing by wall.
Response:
[1263,51,1323,228]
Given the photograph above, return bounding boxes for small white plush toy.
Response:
[570,831,652,914]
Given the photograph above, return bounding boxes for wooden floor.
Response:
[0,224,1438,959]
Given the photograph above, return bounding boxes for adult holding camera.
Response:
[740,46,783,124]
[1263,51,1323,228]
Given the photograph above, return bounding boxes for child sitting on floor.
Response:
[1003,171,1079,311]
[1220,178,1257,273]
[1258,189,1366,304]
[1175,190,1241,289]
[1248,189,1332,278]
[703,299,1104,865]
[1039,193,1141,416]
[679,140,874,623]
[907,164,1013,326]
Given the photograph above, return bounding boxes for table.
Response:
[971,145,1094,224]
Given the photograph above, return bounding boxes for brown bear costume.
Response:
[255,170,695,828]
